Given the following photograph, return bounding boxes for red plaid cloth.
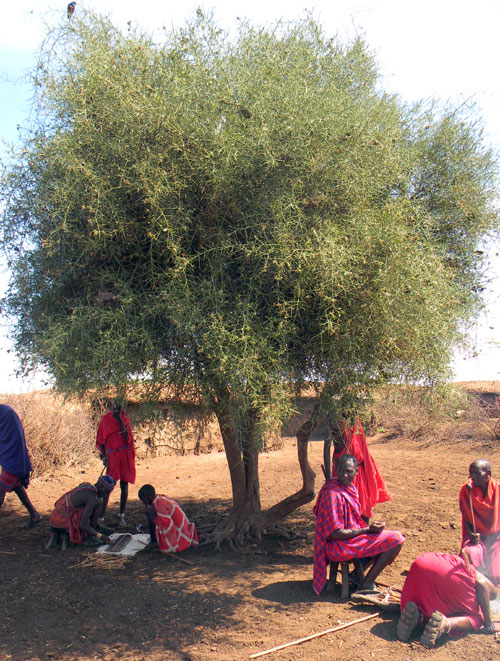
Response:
[313,478,404,594]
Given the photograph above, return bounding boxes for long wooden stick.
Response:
[467,483,477,534]
[249,612,379,658]
[160,550,195,565]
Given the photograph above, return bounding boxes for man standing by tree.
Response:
[96,403,136,527]
[331,419,392,520]
[0,404,41,528]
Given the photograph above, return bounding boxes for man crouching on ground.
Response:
[138,484,199,553]
[48,475,116,546]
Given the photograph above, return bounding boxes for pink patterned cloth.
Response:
[153,494,198,553]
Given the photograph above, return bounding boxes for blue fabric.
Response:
[0,404,32,477]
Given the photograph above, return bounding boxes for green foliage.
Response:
[1,10,498,431]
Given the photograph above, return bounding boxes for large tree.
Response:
[1,10,498,543]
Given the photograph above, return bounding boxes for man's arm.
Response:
[464,519,480,544]
[146,504,158,548]
[475,571,499,628]
[75,492,111,543]
[96,443,107,465]
[329,522,385,540]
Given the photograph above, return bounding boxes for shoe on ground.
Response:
[397,601,420,642]
[420,611,449,648]
[117,515,127,528]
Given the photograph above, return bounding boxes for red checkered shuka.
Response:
[153,495,199,553]
[313,479,404,594]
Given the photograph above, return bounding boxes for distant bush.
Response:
[374,383,499,444]
[1,393,96,477]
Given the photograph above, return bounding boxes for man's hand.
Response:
[470,532,480,545]
[368,521,385,534]
[101,456,108,466]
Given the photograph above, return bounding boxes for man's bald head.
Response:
[469,458,492,491]
[469,458,491,474]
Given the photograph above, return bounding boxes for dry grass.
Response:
[373,382,500,445]
[1,392,96,478]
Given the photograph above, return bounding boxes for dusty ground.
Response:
[2,409,500,660]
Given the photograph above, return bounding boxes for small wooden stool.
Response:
[328,559,365,599]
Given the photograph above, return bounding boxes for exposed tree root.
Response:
[266,524,308,541]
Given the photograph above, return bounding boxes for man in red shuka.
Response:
[313,454,404,595]
[48,475,116,546]
[459,458,500,584]
[398,552,498,647]
[97,404,136,527]
[138,484,199,553]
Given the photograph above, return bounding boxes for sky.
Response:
[0,0,499,391]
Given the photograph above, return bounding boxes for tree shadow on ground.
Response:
[252,579,319,606]
[0,495,319,660]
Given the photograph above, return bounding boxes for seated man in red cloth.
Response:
[48,475,116,546]
[0,404,41,528]
[138,484,199,553]
[313,454,404,595]
[398,552,498,647]
[459,458,500,584]
[96,404,136,527]
[331,419,392,521]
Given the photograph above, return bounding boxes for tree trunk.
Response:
[207,396,320,547]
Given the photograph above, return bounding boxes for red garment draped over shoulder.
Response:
[459,479,500,584]
[96,411,136,484]
[332,420,392,518]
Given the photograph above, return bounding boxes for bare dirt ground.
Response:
[2,409,500,660]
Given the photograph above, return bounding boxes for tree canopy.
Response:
[1,10,498,540]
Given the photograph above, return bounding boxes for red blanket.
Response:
[332,420,392,518]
